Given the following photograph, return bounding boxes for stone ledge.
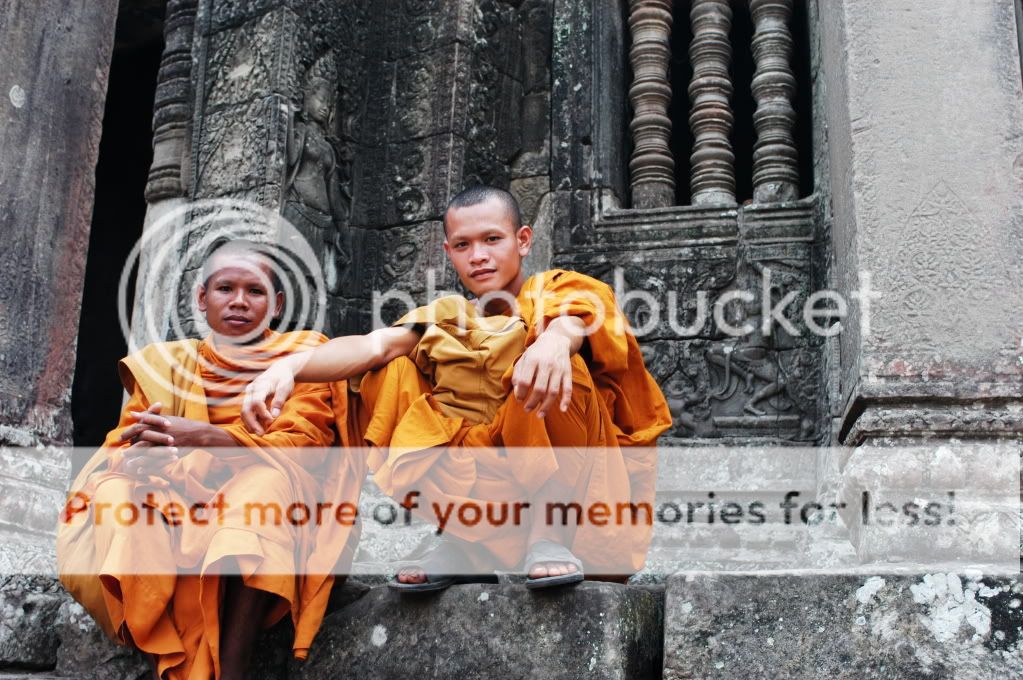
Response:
[664,571,1023,680]
[291,582,664,680]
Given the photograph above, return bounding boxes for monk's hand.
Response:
[121,409,220,451]
[512,332,575,419]
[119,403,175,447]
[122,440,178,481]
[242,360,296,435]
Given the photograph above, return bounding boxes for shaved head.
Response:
[201,239,282,293]
[443,185,522,236]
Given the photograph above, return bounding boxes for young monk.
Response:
[242,186,672,588]
[57,241,364,679]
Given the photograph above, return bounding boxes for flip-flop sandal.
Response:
[524,540,585,590]
[389,536,482,594]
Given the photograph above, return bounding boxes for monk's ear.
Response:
[273,290,284,319]
[197,284,208,312]
[516,224,533,256]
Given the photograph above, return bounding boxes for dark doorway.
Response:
[71,4,165,471]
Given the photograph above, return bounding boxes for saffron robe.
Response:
[359,270,671,575]
[57,331,364,679]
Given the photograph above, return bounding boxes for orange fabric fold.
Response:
[359,270,671,575]
[57,331,365,679]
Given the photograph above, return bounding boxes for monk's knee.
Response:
[221,465,292,507]
[88,477,138,524]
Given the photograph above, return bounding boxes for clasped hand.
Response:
[116,402,178,482]
[116,403,217,482]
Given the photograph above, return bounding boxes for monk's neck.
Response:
[208,329,274,354]
[481,272,526,316]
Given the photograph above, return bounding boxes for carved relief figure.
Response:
[284,52,352,296]
[702,243,814,439]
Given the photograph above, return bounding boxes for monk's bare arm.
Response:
[512,316,586,418]
[242,326,420,433]
[291,327,420,382]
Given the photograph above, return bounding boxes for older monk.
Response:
[58,240,363,679]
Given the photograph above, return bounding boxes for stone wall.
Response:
[0,0,119,571]
[817,0,1023,447]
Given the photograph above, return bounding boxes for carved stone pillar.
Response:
[750,0,799,203]
[627,0,675,209]
[688,0,735,206]
[145,0,197,202]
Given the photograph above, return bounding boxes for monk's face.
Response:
[443,196,532,300]
[197,254,284,342]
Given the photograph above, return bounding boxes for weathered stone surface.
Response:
[0,0,118,445]
[0,577,66,669]
[817,0,1023,442]
[835,443,1020,565]
[295,583,663,680]
[249,580,371,680]
[664,571,1023,679]
[556,201,823,443]
[53,600,149,680]
[0,577,146,678]
[509,175,550,225]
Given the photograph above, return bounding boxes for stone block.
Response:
[836,444,1020,566]
[0,0,117,444]
[509,175,549,225]
[0,577,65,669]
[816,0,1023,434]
[202,9,301,111]
[354,134,467,229]
[343,220,454,303]
[664,571,1023,679]
[351,478,436,572]
[198,0,288,34]
[388,45,471,142]
[192,96,290,200]
[54,600,149,680]
[295,582,663,680]
[379,0,477,60]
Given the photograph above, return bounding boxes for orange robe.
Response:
[57,331,364,679]
[358,270,671,575]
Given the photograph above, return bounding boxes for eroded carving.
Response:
[283,51,352,297]
[146,0,198,202]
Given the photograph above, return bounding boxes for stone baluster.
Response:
[750,0,799,202]
[688,0,735,205]
[628,0,675,209]
[145,0,198,202]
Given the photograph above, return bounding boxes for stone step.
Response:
[663,571,1023,679]
[656,446,818,492]
[286,582,664,680]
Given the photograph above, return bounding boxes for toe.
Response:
[398,568,425,584]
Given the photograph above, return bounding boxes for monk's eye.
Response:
[486,235,501,242]
[218,285,232,292]
[454,241,468,249]
[249,288,266,296]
